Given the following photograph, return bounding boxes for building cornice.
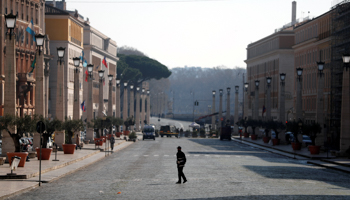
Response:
[245,49,294,64]
[84,45,119,62]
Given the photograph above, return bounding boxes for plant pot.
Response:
[309,145,321,154]
[272,138,280,146]
[62,144,76,154]
[94,138,104,146]
[251,134,257,140]
[123,130,130,136]
[244,132,249,138]
[263,137,270,143]
[291,142,301,150]
[116,132,122,137]
[100,136,107,143]
[107,134,114,140]
[83,140,90,144]
[7,152,28,167]
[35,148,53,160]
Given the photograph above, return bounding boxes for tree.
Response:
[39,117,62,148]
[246,119,261,135]
[264,120,286,140]
[0,114,38,152]
[303,122,322,146]
[62,119,84,144]
[286,120,302,143]
[124,116,135,131]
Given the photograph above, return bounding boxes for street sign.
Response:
[36,121,46,133]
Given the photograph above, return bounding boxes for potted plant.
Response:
[88,117,107,145]
[265,120,285,146]
[199,129,206,138]
[61,119,84,154]
[0,114,37,167]
[246,119,261,140]
[286,119,303,150]
[35,117,62,160]
[111,117,123,138]
[304,123,322,154]
[128,131,137,142]
[192,130,198,138]
[123,117,135,136]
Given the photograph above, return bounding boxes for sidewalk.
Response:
[0,138,135,200]
[232,136,350,174]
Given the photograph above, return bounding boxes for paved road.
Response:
[8,137,350,200]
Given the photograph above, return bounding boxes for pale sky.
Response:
[66,0,337,69]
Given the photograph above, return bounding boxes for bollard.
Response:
[52,143,59,161]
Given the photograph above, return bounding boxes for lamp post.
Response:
[123,82,128,120]
[280,73,286,124]
[136,87,140,131]
[266,77,272,120]
[340,54,350,154]
[56,47,66,121]
[72,57,81,121]
[85,64,94,142]
[141,88,145,129]
[211,90,216,131]
[254,80,260,120]
[244,83,249,119]
[315,61,325,146]
[116,78,121,119]
[2,13,17,157]
[98,70,104,118]
[147,90,150,125]
[219,89,223,129]
[108,75,113,117]
[34,34,46,118]
[296,67,303,120]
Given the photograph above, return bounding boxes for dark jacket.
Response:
[110,137,115,144]
[176,151,186,167]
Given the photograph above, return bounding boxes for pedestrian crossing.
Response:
[131,154,243,158]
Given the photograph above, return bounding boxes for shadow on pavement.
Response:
[176,195,350,200]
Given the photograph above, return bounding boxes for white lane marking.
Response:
[143,155,149,157]
[164,155,169,157]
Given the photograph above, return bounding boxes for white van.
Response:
[143,125,155,140]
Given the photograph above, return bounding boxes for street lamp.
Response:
[266,77,272,87]
[116,78,120,85]
[255,80,260,88]
[124,82,128,87]
[219,89,223,95]
[297,67,303,81]
[73,57,80,73]
[212,90,216,96]
[317,61,325,76]
[136,86,141,131]
[280,73,286,83]
[87,64,93,77]
[98,70,104,79]
[108,74,113,82]
[227,87,231,94]
[244,83,249,92]
[235,86,239,93]
[343,53,350,71]
[35,34,45,55]
[57,47,65,65]
[5,13,17,40]
[211,90,216,130]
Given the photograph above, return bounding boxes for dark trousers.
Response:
[177,167,186,182]
[111,143,114,150]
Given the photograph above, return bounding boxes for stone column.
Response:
[108,79,113,117]
[33,49,45,150]
[141,90,145,129]
[73,67,81,145]
[55,61,65,121]
[254,82,259,120]
[1,34,17,157]
[129,87,134,122]
[86,71,94,141]
[35,51,45,118]
[211,91,216,130]
[316,71,325,146]
[123,83,128,120]
[115,83,120,119]
[226,88,231,124]
[147,91,150,125]
[280,79,286,123]
[98,76,104,118]
[296,76,303,120]
[266,80,271,120]
[136,88,140,131]
[218,90,223,129]
[234,87,239,134]
[54,59,66,149]
[340,67,350,154]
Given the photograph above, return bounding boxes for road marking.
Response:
[164,155,169,157]
[214,155,221,157]
[154,155,159,156]
[143,155,149,157]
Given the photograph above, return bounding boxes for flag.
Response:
[80,50,87,67]
[81,101,86,112]
[262,105,266,116]
[85,70,88,82]
[102,56,108,68]
[26,19,36,42]
[29,55,36,73]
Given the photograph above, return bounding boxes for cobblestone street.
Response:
[8,137,350,200]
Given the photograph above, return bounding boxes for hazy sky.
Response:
[66,0,337,69]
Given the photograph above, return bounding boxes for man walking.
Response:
[176,146,187,184]
[110,135,115,151]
